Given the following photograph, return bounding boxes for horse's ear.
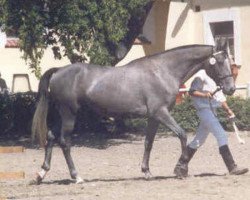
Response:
[214,36,228,52]
[209,57,216,65]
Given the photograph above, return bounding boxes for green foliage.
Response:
[0,94,13,132]
[125,96,250,133]
[217,96,250,131]
[170,97,199,132]
[0,95,250,138]
[0,0,151,78]
[0,92,36,137]
[125,97,200,133]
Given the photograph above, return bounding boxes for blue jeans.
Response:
[189,108,228,149]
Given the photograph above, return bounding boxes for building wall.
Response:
[1,0,250,97]
[0,45,70,92]
[239,5,250,96]
[120,0,250,97]
[194,0,250,97]
[118,0,171,66]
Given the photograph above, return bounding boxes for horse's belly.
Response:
[86,93,147,116]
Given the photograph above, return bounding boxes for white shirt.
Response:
[190,70,226,110]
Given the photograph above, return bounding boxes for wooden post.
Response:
[0,146,25,154]
[0,171,25,180]
[0,146,25,180]
[246,82,250,98]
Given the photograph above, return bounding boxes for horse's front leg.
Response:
[141,118,159,179]
[59,108,83,184]
[154,106,188,178]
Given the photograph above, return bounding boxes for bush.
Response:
[0,92,36,137]
[171,97,199,132]
[217,96,250,131]
[125,96,250,133]
[0,94,13,133]
[0,94,249,138]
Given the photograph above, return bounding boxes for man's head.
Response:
[229,55,239,81]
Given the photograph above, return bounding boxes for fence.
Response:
[179,82,250,98]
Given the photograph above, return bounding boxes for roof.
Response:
[5,38,19,48]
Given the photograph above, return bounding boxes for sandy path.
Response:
[0,132,250,200]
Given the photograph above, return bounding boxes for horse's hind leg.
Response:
[59,106,83,184]
[154,106,188,178]
[35,130,56,184]
[30,130,56,185]
[141,118,159,179]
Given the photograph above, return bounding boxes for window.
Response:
[203,8,241,65]
[210,21,235,57]
[12,74,31,93]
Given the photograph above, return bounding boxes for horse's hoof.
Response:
[75,176,84,184]
[144,171,153,180]
[174,164,188,179]
[33,169,47,184]
[29,175,43,185]
[29,179,39,185]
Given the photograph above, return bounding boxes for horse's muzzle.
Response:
[223,86,236,96]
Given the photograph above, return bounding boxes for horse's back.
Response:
[48,63,144,114]
[48,59,174,116]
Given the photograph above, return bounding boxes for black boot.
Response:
[219,145,248,175]
[174,146,197,178]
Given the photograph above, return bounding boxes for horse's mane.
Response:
[125,44,214,66]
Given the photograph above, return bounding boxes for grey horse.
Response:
[32,44,235,184]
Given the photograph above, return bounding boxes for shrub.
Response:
[125,96,250,133]
[0,92,36,137]
[0,94,249,138]
[0,94,13,133]
[217,96,250,131]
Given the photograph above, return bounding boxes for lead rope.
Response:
[208,87,222,117]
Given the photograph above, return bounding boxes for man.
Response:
[0,72,7,93]
[174,69,248,178]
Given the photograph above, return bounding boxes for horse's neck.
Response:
[158,47,212,84]
[180,61,206,84]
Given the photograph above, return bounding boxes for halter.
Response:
[217,74,234,82]
[213,51,224,56]
[209,87,221,117]
[212,50,234,85]
[208,51,233,116]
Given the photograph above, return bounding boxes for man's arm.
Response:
[189,90,213,98]
[221,101,235,117]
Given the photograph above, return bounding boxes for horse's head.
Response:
[205,50,235,95]
[204,37,235,95]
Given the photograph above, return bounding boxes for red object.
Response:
[5,38,19,48]
[176,84,187,104]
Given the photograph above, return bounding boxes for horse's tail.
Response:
[31,67,59,146]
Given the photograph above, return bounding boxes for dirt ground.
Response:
[0,131,250,200]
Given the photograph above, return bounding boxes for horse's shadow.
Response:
[39,173,225,185]
[194,173,226,177]
[41,175,177,185]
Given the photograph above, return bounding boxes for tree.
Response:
[0,0,153,77]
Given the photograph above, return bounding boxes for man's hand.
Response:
[228,111,236,122]
[204,92,213,98]
[221,101,235,118]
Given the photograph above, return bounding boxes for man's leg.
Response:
[174,121,209,177]
[219,145,248,175]
[199,109,248,175]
